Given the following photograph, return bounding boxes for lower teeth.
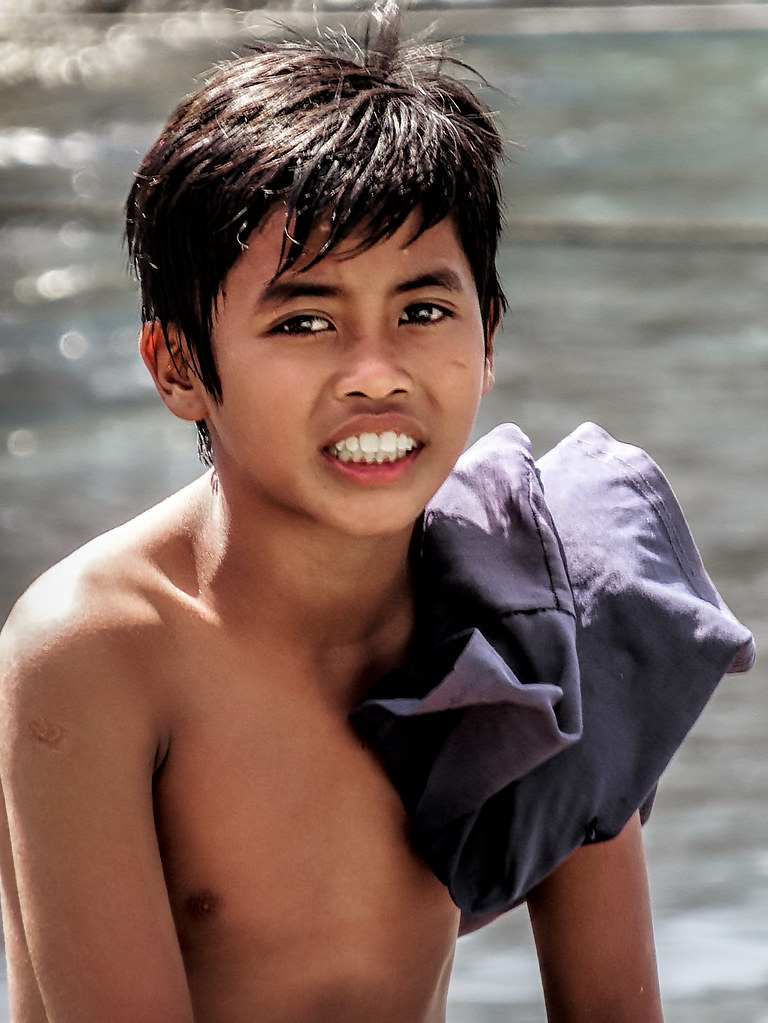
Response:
[334,450,406,464]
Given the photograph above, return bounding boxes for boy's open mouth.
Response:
[327,431,418,464]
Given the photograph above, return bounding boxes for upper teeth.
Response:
[330,431,417,464]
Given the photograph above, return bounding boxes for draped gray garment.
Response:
[350,423,755,928]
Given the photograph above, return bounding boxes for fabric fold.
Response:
[356,627,581,823]
[351,423,755,923]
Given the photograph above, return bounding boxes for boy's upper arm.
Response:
[526,812,664,1023]
[0,587,193,1023]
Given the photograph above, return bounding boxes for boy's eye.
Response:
[273,314,333,336]
[399,302,448,326]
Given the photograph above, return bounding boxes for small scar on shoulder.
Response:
[27,717,66,750]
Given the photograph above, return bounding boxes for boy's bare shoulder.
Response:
[0,476,209,724]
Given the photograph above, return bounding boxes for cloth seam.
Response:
[523,458,564,611]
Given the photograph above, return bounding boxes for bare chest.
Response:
[151,640,459,1020]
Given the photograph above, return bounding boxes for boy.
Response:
[0,3,753,1021]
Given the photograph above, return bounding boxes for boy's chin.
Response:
[333,515,422,542]
[322,502,424,542]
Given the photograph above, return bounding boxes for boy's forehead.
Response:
[233,205,466,288]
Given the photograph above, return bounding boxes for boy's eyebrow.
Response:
[259,267,466,305]
[393,269,465,295]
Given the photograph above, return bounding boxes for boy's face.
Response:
[164,208,494,540]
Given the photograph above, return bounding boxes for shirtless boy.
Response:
[0,5,751,1022]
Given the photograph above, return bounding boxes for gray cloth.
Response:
[350,423,754,924]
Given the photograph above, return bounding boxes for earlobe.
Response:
[482,356,494,394]
[482,323,496,396]
[482,355,495,395]
[480,295,500,396]
[139,323,209,422]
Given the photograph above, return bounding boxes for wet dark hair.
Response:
[125,0,506,464]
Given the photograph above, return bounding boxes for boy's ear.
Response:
[139,323,209,422]
[482,304,498,395]
[482,348,495,395]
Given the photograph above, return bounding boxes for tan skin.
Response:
[0,213,663,1022]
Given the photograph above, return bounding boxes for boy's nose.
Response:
[335,333,412,401]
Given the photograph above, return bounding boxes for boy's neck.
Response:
[187,472,417,668]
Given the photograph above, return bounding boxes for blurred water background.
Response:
[1,1,767,1019]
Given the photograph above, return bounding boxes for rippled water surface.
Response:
[1,5,767,1020]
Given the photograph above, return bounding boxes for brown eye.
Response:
[399,303,448,326]
[274,315,333,335]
